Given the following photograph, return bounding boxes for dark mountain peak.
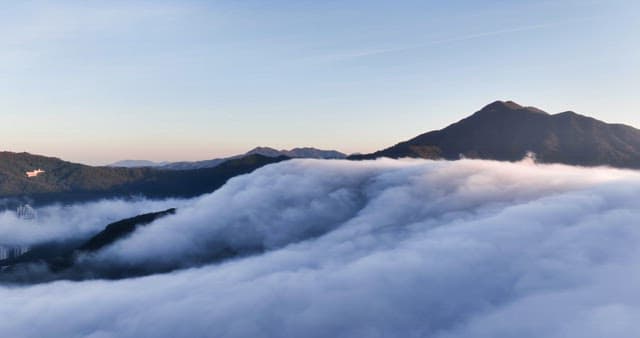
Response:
[245,146,282,157]
[483,100,523,111]
[352,101,640,168]
[477,100,548,116]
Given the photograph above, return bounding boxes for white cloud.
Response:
[2,158,640,337]
[0,197,192,247]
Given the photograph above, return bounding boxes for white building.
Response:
[26,169,45,178]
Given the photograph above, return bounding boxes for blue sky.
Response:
[1,0,638,164]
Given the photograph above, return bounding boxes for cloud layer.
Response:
[0,197,192,248]
[3,158,640,337]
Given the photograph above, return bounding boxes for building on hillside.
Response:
[26,169,45,178]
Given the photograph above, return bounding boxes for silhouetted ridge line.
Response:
[350,100,640,168]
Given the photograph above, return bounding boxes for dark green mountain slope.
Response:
[0,152,149,196]
[78,208,176,252]
[0,153,288,205]
[351,101,640,168]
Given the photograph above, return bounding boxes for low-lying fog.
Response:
[2,158,640,337]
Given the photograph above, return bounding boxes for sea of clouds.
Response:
[2,158,640,337]
[0,197,193,247]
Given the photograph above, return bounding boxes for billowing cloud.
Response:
[2,158,640,337]
[0,197,192,247]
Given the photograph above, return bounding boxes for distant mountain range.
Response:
[247,147,346,159]
[0,152,287,206]
[4,100,640,206]
[158,147,346,170]
[351,100,640,168]
[0,146,344,207]
[108,160,169,168]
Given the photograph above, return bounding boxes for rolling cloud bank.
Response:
[2,158,640,337]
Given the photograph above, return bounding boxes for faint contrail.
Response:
[324,16,596,61]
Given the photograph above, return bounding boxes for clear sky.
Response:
[1,0,638,165]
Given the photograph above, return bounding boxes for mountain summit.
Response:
[351,100,640,168]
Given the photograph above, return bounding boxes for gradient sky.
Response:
[1,0,638,165]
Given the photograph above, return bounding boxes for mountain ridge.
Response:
[5,100,640,206]
[350,100,640,168]
[0,152,288,206]
[161,146,346,170]
[108,160,169,168]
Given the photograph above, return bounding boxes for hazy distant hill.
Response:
[162,146,345,170]
[0,152,287,206]
[160,157,234,171]
[247,147,346,159]
[351,100,640,168]
[108,160,169,168]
